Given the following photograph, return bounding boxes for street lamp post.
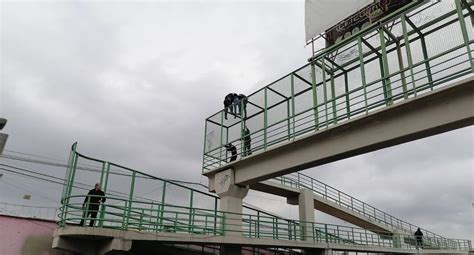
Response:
[0,118,8,156]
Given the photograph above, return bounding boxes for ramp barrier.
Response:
[59,145,472,251]
[58,194,471,251]
[271,172,446,240]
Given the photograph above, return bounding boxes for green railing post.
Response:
[357,37,369,114]
[290,74,296,140]
[420,35,434,91]
[83,196,90,227]
[396,40,408,99]
[202,120,208,173]
[321,59,329,127]
[63,146,79,225]
[310,63,319,129]
[456,0,474,71]
[330,66,337,123]
[257,211,260,238]
[214,197,218,233]
[188,190,193,233]
[401,15,417,97]
[219,111,224,165]
[264,87,268,149]
[139,208,144,230]
[344,72,350,119]
[379,28,393,105]
[240,99,244,156]
[98,161,109,228]
[286,100,291,141]
[124,170,136,229]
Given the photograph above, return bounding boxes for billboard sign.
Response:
[325,0,412,46]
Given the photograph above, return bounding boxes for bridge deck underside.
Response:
[53,227,468,254]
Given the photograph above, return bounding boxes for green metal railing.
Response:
[58,144,472,251]
[60,143,288,229]
[271,173,446,241]
[58,193,471,251]
[202,0,474,172]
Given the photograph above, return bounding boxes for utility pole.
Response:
[0,118,8,155]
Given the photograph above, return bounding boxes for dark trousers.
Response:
[80,209,98,227]
[243,141,252,156]
[416,238,423,248]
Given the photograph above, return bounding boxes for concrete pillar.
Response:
[214,169,249,236]
[287,188,315,241]
[299,188,315,240]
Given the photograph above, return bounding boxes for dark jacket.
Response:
[224,93,236,107]
[243,127,251,143]
[83,188,106,210]
[226,144,237,162]
[414,229,423,240]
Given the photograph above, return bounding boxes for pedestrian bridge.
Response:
[202,0,474,185]
[54,193,471,255]
[55,1,474,254]
[54,146,472,254]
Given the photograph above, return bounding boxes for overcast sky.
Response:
[1,0,472,242]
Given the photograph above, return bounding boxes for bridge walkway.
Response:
[202,0,474,185]
[252,173,450,242]
[54,194,471,254]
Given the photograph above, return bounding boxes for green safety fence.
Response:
[58,144,472,251]
[202,0,474,172]
[58,193,472,251]
[60,143,287,229]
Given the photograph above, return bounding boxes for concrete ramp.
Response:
[251,180,393,234]
[251,173,450,241]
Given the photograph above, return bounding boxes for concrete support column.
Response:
[298,188,315,240]
[214,169,249,236]
[287,188,315,241]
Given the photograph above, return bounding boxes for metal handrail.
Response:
[57,194,472,251]
[272,172,450,241]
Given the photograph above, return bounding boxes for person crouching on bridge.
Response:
[225,143,237,162]
[80,183,106,227]
[224,93,237,120]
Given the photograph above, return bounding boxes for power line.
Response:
[0,150,286,220]
[0,178,58,203]
[1,154,207,188]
